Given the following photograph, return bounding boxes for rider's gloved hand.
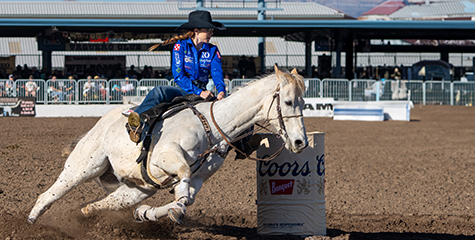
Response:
[200,90,214,101]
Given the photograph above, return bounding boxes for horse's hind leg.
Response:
[28,152,108,224]
[81,181,155,215]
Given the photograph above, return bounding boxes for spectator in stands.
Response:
[83,79,93,100]
[126,65,138,79]
[92,76,103,99]
[5,74,15,97]
[164,70,173,80]
[48,76,64,101]
[65,76,76,102]
[111,82,122,100]
[25,75,38,98]
[391,68,402,80]
[121,80,135,96]
[238,55,248,78]
[247,56,256,78]
[142,65,151,78]
[127,10,227,143]
[31,67,41,79]
[0,79,4,97]
[22,64,31,78]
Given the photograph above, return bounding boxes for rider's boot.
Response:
[126,112,143,143]
[126,112,151,143]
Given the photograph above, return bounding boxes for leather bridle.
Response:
[210,87,303,161]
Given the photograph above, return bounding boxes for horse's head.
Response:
[268,65,308,153]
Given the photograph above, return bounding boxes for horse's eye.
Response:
[285,101,292,106]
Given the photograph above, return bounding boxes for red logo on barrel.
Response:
[269,179,295,195]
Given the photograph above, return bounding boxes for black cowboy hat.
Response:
[176,10,226,31]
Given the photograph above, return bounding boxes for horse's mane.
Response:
[231,69,305,95]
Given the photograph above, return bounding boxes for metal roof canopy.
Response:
[2,19,475,39]
[2,18,475,77]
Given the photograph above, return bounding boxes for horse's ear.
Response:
[274,64,283,83]
[291,68,298,75]
[274,64,281,75]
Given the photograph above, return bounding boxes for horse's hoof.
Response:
[80,206,90,216]
[27,217,36,225]
[134,205,152,223]
[167,207,184,224]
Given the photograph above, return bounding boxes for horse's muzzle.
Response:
[288,138,308,154]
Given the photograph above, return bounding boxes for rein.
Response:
[210,89,302,162]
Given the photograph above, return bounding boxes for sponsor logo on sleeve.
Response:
[174,52,181,65]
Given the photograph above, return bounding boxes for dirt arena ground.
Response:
[1,105,474,240]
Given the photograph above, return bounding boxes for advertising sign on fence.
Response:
[303,98,334,117]
[0,97,36,117]
[64,55,126,76]
[256,132,326,236]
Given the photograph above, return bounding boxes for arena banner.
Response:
[0,97,36,117]
[302,98,413,121]
[303,98,335,117]
[256,132,326,236]
[0,56,15,74]
[65,43,153,51]
[64,55,126,75]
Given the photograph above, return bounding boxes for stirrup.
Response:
[125,122,144,143]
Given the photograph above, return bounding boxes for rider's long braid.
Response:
[148,31,194,52]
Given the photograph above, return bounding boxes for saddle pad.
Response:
[122,106,138,117]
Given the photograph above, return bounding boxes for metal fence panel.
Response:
[405,80,424,104]
[424,81,451,105]
[170,79,231,96]
[138,79,170,96]
[205,79,231,95]
[4,77,470,106]
[0,79,16,97]
[350,79,377,101]
[45,79,78,104]
[230,79,253,94]
[453,82,475,106]
[304,78,321,98]
[77,79,108,104]
[15,79,46,103]
[379,80,395,101]
[322,79,349,101]
[108,79,139,103]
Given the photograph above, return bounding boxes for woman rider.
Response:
[127,10,227,143]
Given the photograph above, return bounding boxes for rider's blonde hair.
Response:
[148,31,195,52]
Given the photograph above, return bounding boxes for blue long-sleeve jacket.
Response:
[172,38,226,96]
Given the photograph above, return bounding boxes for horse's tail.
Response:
[61,131,89,157]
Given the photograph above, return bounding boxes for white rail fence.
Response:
[1,78,474,106]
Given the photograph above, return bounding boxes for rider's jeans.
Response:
[134,85,187,115]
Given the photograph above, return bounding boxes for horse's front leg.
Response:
[134,177,204,224]
[135,153,225,224]
[152,144,193,204]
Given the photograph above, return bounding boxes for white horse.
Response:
[28,65,308,225]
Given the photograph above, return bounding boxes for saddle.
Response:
[143,94,205,127]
